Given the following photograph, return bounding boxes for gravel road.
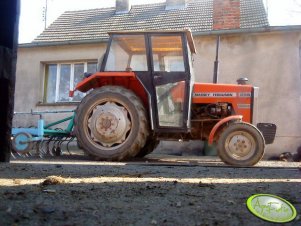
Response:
[0,154,300,226]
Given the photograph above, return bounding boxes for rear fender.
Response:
[208,115,243,145]
[70,71,148,107]
[71,72,136,93]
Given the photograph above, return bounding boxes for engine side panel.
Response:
[192,83,253,123]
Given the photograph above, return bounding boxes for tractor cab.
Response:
[99,30,196,133]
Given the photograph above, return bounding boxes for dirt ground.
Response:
[0,153,300,226]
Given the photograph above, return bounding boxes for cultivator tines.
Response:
[37,140,49,158]
[13,136,77,159]
[34,135,75,158]
[11,109,76,159]
[11,145,33,159]
[66,136,75,155]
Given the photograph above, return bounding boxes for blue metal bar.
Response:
[44,116,73,129]
[12,110,75,139]
[19,137,43,143]
[14,109,75,115]
[31,110,75,114]
[12,128,39,136]
[65,113,75,133]
[38,119,44,137]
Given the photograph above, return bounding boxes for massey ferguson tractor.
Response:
[70,30,276,166]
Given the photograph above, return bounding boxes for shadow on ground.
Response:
[0,157,300,226]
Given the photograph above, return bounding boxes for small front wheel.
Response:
[217,122,265,166]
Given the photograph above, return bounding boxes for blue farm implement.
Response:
[12,110,75,157]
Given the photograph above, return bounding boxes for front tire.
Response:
[75,86,149,161]
[217,122,265,166]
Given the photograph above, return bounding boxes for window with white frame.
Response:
[44,62,97,103]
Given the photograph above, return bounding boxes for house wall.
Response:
[15,30,301,157]
[14,43,107,127]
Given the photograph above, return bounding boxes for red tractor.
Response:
[70,30,276,166]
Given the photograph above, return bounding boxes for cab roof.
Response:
[108,29,196,54]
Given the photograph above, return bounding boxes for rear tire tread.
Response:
[74,86,149,161]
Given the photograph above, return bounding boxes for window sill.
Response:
[36,102,79,107]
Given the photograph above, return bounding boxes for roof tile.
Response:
[33,0,268,43]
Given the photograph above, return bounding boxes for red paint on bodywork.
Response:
[71,72,148,107]
[193,83,253,123]
[208,115,243,145]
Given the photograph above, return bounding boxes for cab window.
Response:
[151,35,185,72]
[105,34,148,71]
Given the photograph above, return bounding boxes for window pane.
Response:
[105,35,147,71]
[45,64,57,103]
[87,62,97,73]
[44,62,99,103]
[156,82,185,127]
[73,63,84,86]
[151,35,185,72]
[73,63,85,101]
[130,55,148,71]
[58,64,71,102]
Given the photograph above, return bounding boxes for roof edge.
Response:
[19,38,109,48]
[193,25,301,36]
[19,25,301,48]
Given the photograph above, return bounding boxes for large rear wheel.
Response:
[135,137,159,158]
[217,122,265,166]
[75,86,149,161]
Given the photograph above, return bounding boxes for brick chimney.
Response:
[166,0,187,10]
[116,0,131,14]
[213,0,240,30]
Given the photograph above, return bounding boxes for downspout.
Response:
[213,35,220,84]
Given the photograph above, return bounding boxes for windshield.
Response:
[105,34,148,72]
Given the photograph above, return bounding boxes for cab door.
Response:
[149,33,192,132]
